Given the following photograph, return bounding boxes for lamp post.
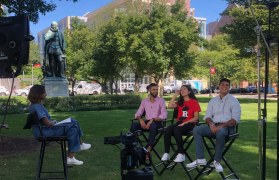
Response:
[209,60,212,97]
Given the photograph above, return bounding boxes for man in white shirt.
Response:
[186,78,241,172]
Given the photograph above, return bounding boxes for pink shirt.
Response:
[135,96,167,120]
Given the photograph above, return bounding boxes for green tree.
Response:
[193,34,257,87]
[29,41,41,64]
[64,18,94,94]
[91,0,201,94]
[0,0,79,23]
[20,41,43,81]
[144,1,200,93]
[91,16,128,94]
[222,1,278,84]
[126,1,201,93]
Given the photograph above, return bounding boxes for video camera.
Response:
[0,14,33,78]
[104,132,153,180]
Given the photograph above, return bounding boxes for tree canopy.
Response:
[90,0,201,94]
[64,17,95,93]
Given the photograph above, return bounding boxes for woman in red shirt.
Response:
[161,85,201,162]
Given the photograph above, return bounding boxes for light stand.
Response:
[277,38,279,180]
[209,60,212,97]
[247,0,279,179]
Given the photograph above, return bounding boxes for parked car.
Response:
[70,83,102,95]
[0,86,9,96]
[229,88,240,94]
[123,86,134,93]
[163,85,173,94]
[200,88,210,94]
[15,86,32,96]
[246,86,257,93]
[192,88,198,94]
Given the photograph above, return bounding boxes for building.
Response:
[206,3,237,37]
[85,0,191,28]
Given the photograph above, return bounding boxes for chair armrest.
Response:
[131,118,139,123]
[227,132,239,140]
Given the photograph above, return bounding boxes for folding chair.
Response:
[159,109,197,180]
[130,117,168,175]
[24,113,69,180]
[194,125,239,180]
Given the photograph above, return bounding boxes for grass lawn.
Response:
[0,96,277,180]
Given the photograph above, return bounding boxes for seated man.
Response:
[130,83,167,159]
[186,78,241,172]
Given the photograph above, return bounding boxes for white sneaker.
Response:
[186,159,207,168]
[80,143,91,151]
[214,160,223,172]
[173,153,185,163]
[161,153,170,161]
[67,157,83,165]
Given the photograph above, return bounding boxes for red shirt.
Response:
[176,99,201,123]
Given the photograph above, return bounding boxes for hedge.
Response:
[0,94,145,114]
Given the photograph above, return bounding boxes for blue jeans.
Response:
[193,125,235,162]
[32,118,83,152]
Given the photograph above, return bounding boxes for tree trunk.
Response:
[158,79,164,97]
[134,73,140,93]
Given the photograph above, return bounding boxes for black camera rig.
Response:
[0,14,33,78]
[104,132,153,180]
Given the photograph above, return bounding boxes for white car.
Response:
[70,83,102,95]
[163,85,172,94]
[15,86,32,96]
[0,86,9,96]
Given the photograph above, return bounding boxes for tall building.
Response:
[206,3,236,37]
[84,0,191,28]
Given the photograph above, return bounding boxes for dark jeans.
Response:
[164,122,195,154]
[130,120,163,147]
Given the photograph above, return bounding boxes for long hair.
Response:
[27,85,46,104]
[177,85,197,106]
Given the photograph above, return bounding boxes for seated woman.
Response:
[161,85,201,162]
[28,84,91,165]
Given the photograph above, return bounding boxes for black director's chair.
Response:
[159,109,198,180]
[130,117,169,175]
[194,125,240,180]
[24,112,69,180]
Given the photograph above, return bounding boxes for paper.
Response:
[54,118,71,125]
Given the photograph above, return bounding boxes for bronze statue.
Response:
[44,21,66,78]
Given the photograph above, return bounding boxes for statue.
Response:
[43,21,66,78]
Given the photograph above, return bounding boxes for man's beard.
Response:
[150,92,158,98]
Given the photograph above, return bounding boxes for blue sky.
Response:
[30,0,228,39]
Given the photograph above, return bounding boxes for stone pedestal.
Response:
[43,78,69,97]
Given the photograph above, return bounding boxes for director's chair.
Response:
[159,109,198,180]
[24,112,69,180]
[194,125,240,180]
[130,117,169,175]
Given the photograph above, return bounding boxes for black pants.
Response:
[164,122,195,154]
[130,120,163,147]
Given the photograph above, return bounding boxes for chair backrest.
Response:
[23,112,41,129]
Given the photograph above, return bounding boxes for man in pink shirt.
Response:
[131,83,167,159]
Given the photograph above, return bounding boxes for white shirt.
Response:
[204,94,241,123]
